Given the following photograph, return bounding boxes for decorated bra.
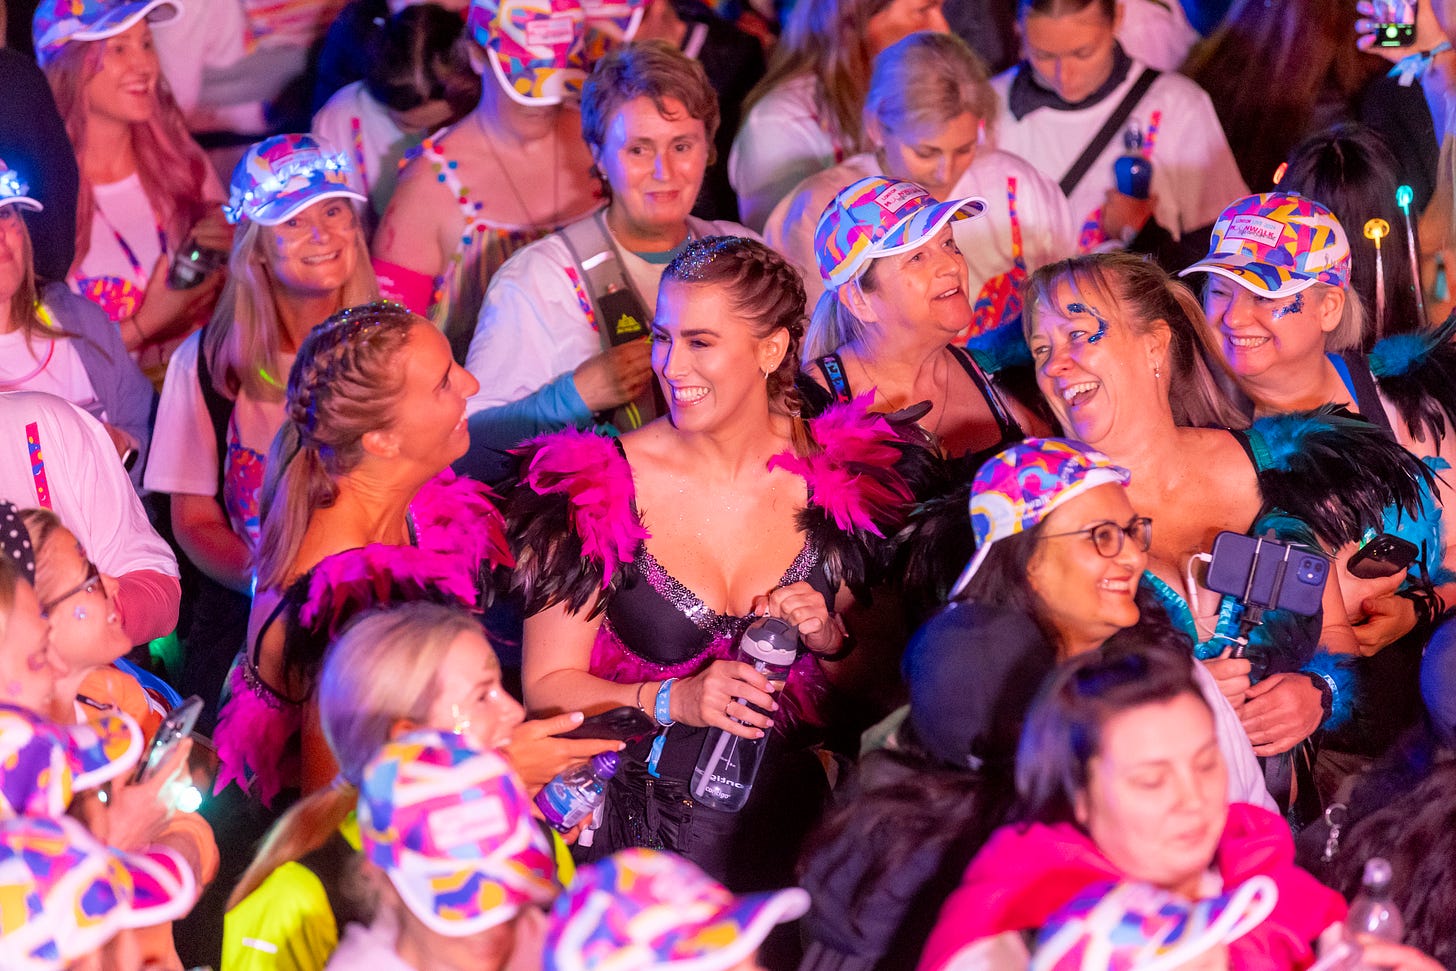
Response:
[212,469,513,806]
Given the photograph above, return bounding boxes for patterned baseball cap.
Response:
[949,438,1131,598]
[0,704,142,820]
[1179,192,1351,298]
[0,814,197,971]
[0,162,42,214]
[467,0,588,107]
[1031,877,1278,971]
[543,847,810,971]
[814,176,985,290]
[224,134,365,227]
[32,0,180,68]
[358,730,557,937]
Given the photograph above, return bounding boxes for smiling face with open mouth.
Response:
[1028,281,1163,447]
[84,22,162,128]
[650,279,786,433]
[264,199,361,297]
[1202,278,1337,383]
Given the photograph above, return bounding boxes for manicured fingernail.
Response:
[756,729,766,739]
[772,702,780,712]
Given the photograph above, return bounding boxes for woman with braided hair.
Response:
[510,235,917,898]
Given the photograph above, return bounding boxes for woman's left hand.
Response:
[1353,593,1418,656]
[1237,674,1324,756]
[752,582,843,656]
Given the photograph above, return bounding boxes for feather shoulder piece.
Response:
[507,428,650,617]
[768,393,920,591]
[1243,407,1434,549]
[1369,311,1456,447]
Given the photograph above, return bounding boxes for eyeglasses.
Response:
[39,559,102,617]
[1040,517,1152,558]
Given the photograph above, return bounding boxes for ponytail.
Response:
[802,268,877,364]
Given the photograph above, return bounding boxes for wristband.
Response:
[811,629,855,663]
[1305,671,1335,723]
[653,677,676,728]
[634,681,650,715]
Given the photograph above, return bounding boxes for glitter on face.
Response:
[1271,291,1304,321]
[1066,302,1110,343]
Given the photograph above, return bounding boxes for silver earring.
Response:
[762,367,771,381]
[1154,365,1162,380]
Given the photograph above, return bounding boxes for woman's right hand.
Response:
[126,255,223,350]
[187,208,235,254]
[503,711,625,791]
[103,738,192,853]
[1203,648,1251,710]
[1355,0,1447,60]
[671,660,778,739]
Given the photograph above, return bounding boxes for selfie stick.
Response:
[1396,185,1428,327]
[1364,219,1390,340]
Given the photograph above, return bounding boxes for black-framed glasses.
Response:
[1040,517,1152,558]
[40,559,102,617]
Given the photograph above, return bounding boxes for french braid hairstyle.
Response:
[255,302,417,591]
[661,236,811,449]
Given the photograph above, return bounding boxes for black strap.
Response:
[813,354,852,404]
[1059,68,1160,198]
[948,345,1022,442]
[1340,352,1395,434]
[194,332,235,501]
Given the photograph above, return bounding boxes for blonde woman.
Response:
[146,134,375,718]
[727,0,948,231]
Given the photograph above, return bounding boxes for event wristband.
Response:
[653,678,676,728]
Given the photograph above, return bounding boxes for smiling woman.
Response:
[146,134,377,727]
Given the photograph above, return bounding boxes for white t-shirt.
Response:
[465,215,753,415]
[312,81,419,220]
[990,60,1248,245]
[73,173,166,322]
[764,149,1077,323]
[0,390,177,579]
[145,330,291,550]
[729,74,845,233]
[0,332,105,422]
[1193,658,1277,812]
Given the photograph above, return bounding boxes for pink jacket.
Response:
[917,803,1346,971]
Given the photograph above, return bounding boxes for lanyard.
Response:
[94,202,168,289]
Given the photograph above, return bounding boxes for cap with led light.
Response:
[1178,192,1351,298]
[32,0,181,68]
[814,176,986,291]
[949,438,1132,598]
[0,161,42,214]
[224,134,366,227]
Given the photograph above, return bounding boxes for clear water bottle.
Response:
[1345,857,1404,969]
[533,751,619,833]
[690,617,800,812]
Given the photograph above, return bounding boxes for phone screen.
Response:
[1373,0,1418,47]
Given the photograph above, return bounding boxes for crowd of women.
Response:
[2,0,1456,966]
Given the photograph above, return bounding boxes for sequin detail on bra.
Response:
[637,537,821,641]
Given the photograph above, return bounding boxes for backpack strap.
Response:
[812,353,853,405]
[556,212,663,430]
[1059,67,1160,198]
[194,332,235,500]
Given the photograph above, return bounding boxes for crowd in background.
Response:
[2,0,1456,967]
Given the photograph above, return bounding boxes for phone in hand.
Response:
[1205,531,1330,617]
[556,706,656,743]
[1372,0,1418,47]
[1346,533,1419,580]
[132,695,204,784]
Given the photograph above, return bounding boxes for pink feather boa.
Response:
[767,392,914,537]
[214,470,510,805]
[519,428,649,587]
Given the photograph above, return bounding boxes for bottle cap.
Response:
[740,616,799,666]
[590,751,620,779]
[1362,857,1393,890]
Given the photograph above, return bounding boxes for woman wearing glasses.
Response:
[146,134,376,722]
[1022,253,1430,821]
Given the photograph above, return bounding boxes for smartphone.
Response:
[556,706,656,743]
[1373,0,1418,48]
[132,695,204,784]
[1205,531,1329,617]
[1346,533,1419,580]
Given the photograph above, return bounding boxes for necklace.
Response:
[474,109,561,228]
[848,346,950,436]
[0,304,60,390]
